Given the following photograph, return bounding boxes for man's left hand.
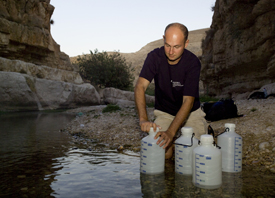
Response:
[154,130,174,149]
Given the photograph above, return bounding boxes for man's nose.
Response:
[169,47,174,54]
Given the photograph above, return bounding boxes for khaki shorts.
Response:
[153,108,208,139]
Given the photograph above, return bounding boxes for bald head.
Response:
[164,23,188,42]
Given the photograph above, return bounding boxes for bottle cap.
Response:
[149,127,159,136]
[225,123,235,132]
[200,134,213,144]
[181,127,193,136]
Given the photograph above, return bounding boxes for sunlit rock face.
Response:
[0,0,100,111]
[201,0,275,98]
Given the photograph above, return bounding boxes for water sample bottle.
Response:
[140,127,165,174]
[175,127,199,175]
[217,123,242,172]
[192,134,222,189]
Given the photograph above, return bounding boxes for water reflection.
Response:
[0,112,75,197]
[1,112,275,197]
[51,149,142,198]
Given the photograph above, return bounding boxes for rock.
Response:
[201,0,275,98]
[0,57,83,84]
[0,72,39,111]
[259,142,270,151]
[0,0,73,70]
[117,145,124,151]
[102,87,154,107]
[0,71,100,111]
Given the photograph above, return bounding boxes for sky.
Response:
[50,0,216,57]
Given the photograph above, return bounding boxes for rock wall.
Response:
[0,0,100,111]
[201,0,275,98]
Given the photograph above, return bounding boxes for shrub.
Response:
[78,49,134,90]
[102,104,121,113]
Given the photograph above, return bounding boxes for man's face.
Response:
[163,26,189,65]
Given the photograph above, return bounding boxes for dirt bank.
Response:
[64,99,275,173]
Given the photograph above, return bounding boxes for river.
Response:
[0,111,274,197]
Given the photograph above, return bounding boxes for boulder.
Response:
[0,72,39,111]
[0,71,100,111]
[0,57,83,84]
[101,87,154,107]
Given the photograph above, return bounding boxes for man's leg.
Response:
[153,110,175,159]
[153,108,208,159]
[184,108,208,139]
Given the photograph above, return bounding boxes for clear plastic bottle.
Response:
[192,134,222,189]
[217,123,242,172]
[175,127,198,175]
[140,127,165,174]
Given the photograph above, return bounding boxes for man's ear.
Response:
[163,35,166,45]
[185,39,189,48]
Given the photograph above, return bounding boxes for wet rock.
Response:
[117,145,124,151]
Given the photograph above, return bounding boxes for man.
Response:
[134,23,207,159]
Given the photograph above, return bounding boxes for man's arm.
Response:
[155,95,194,148]
[134,77,159,132]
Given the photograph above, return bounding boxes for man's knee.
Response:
[165,145,174,159]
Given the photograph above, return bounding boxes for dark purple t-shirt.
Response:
[139,47,201,116]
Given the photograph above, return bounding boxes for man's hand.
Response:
[154,130,174,149]
[139,121,161,133]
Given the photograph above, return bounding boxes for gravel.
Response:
[64,99,275,173]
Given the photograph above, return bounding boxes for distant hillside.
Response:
[70,28,209,86]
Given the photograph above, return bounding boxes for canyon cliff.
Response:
[201,0,275,99]
[0,0,100,111]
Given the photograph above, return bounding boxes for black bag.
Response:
[202,99,242,122]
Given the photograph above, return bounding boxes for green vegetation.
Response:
[77,49,134,90]
[199,95,219,102]
[251,107,257,112]
[102,104,121,113]
[146,102,155,108]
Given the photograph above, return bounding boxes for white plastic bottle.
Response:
[140,127,165,174]
[192,134,222,189]
[217,123,242,172]
[175,127,199,175]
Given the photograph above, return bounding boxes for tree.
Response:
[77,49,134,90]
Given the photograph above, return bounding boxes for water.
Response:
[0,112,275,197]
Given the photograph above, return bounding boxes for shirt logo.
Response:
[171,80,183,87]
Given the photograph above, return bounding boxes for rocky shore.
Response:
[64,99,275,173]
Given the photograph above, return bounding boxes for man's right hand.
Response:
[139,121,161,133]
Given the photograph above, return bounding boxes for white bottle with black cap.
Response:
[217,123,242,172]
[192,134,222,189]
[175,127,199,175]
